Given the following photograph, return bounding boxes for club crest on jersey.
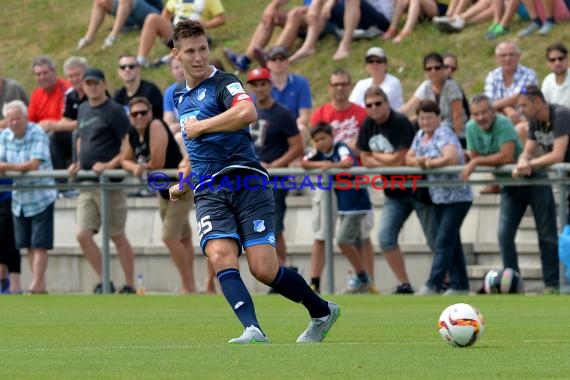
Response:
[253,219,265,233]
[197,88,206,101]
[226,82,245,96]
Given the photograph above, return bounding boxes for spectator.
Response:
[357,87,435,294]
[406,100,472,295]
[301,123,374,293]
[246,67,304,271]
[163,58,186,153]
[136,0,226,67]
[0,64,29,130]
[461,93,559,294]
[28,56,73,185]
[69,68,136,294]
[541,42,570,108]
[266,46,312,142]
[309,68,376,293]
[224,0,313,72]
[517,0,570,37]
[443,52,471,144]
[384,0,446,43]
[483,0,522,40]
[76,0,162,50]
[114,54,164,120]
[400,52,467,139]
[121,97,196,294]
[0,175,20,294]
[349,47,404,111]
[0,100,57,294]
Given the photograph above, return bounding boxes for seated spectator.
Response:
[400,52,467,139]
[0,65,29,130]
[122,97,196,294]
[224,0,313,72]
[443,53,471,141]
[433,0,494,33]
[136,0,226,67]
[517,0,570,36]
[349,47,404,110]
[0,100,58,294]
[76,0,162,50]
[406,100,472,295]
[301,123,374,293]
[114,54,163,119]
[541,42,570,108]
[383,0,446,43]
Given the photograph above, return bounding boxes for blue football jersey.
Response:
[174,68,267,190]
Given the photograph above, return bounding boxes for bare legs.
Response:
[27,248,48,293]
[164,236,196,294]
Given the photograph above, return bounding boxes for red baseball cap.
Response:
[247,67,271,83]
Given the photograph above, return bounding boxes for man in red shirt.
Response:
[28,56,72,186]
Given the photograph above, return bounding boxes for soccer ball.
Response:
[483,267,522,294]
[438,303,485,347]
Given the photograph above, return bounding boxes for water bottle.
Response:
[137,155,148,182]
[136,274,146,295]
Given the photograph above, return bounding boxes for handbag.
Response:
[412,175,433,205]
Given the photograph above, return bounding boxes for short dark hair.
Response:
[546,42,568,58]
[173,20,206,47]
[423,52,444,68]
[520,85,545,102]
[470,94,493,109]
[330,68,351,83]
[311,122,333,138]
[363,86,387,103]
[416,99,441,116]
[128,96,151,110]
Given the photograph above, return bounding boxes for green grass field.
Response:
[2,295,569,379]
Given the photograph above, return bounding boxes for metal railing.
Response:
[2,163,570,294]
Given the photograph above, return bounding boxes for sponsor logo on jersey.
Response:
[226,82,245,96]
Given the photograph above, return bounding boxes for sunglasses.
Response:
[425,66,442,72]
[444,65,457,71]
[130,110,149,117]
[268,56,287,62]
[329,82,350,87]
[547,55,566,63]
[366,58,386,64]
[119,64,138,70]
[365,101,383,108]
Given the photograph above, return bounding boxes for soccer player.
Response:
[168,19,340,344]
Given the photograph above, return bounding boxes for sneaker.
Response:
[223,48,249,72]
[118,285,136,294]
[253,47,268,68]
[436,17,465,33]
[416,285,439,295]
[228,325,269,344]
[345,275,372,294]
[432,16,452,23]
[93,281,116,294]
[76,37,93,50]
[443,288,469,296]
[485,24,509,40]
[517,22,540,37]
[102,35,117,49]
[368,283,380,294]
[537,21,555,36]
[393,283,415,294]
[353,25,382,40]
[542,286,560,295]
[296,302,341,343]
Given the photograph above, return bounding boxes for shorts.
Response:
[76,188,127,237]
[273,188,288,234]
[337,213,366,245]
[13,202,54,249]
[312,189,374,241]
[194,175,276,254]
[159,195,192,240]
[109,0,161,28]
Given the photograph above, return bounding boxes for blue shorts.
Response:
[13,202,54,250]
[194,174,276,254]
[110,0,161,28]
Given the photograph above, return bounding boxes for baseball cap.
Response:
[267,46,289,60]
[247,67,271,83]
[83,68,106,82]
[365,47,386,59]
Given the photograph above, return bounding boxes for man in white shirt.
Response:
[541,42,570,108]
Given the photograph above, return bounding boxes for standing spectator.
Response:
[301,123,374,293]
[309,68,376,293]
[349,47,404,111]
[0,100,57,294]
[406,100,472,295]
[461,93,559,294]
[28,56,72,188]
[69,68,136,294]
[121,97,196,294]
[114,54,164,120]
[0,64,29,130]
[541,43,570,108]
[357,87,435,294]
[246,67,304,270]
[169,20,339,343]
[136,0,226,67]
[76,0,162,50]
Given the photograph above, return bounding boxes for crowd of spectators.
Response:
[0,0,569,295]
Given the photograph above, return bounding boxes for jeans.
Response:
[379,195,436,252]
[426,202,471,290]
[498,185,559,288]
